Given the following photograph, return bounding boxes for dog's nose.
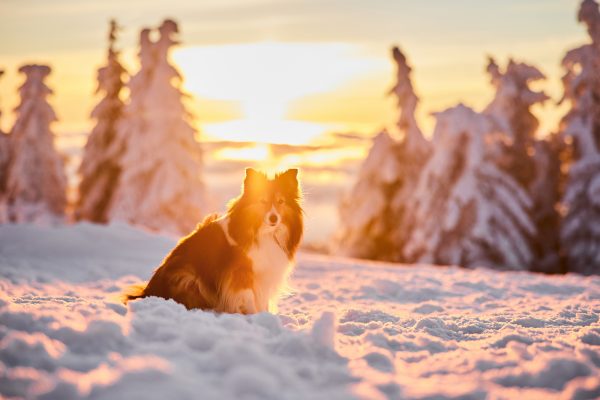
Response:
[268,214,279,224]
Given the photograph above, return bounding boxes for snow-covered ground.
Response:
[1,223,599,399]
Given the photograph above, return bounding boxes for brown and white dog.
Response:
[124,168,303,314]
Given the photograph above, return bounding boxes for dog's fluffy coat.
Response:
[124,168,303,314]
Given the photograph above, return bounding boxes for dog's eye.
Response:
[277,198,285,205]
[260,198,268,204]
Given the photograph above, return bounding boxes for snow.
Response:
[1,223,599,399]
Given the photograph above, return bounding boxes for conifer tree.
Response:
[559,0,600,274]
[402,105,536,270]
[337,130,405,258]
[109,20,209,235]
[529,136,563,272]
[336,46,429,260]
[0,69,9,222]
[484,57,549,187]
[77,20,126,223]
[388,46,429,156]
[5,65,66,222]
[0,68,8,183]
[484,57,562,272]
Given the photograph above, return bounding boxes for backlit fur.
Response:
[123,168,303,314]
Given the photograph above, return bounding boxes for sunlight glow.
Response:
[201,119,337,145]
[174,42,383,145]
[210,140,366,177]
[212,143,270,162]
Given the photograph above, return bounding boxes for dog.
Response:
[123,168,303,314]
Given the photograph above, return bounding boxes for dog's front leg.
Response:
[219,258,258,314]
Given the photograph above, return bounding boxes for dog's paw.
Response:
[236,289,257,315]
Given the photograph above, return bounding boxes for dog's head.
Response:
[228,168,303,254]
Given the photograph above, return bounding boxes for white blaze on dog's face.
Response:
[259,191,288,232]
[259,181,296,239]
[264,205,281,229]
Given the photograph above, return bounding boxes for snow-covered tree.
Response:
[483,57,563,272]
[559,0,600,275]
[336,46,430,260]
[388,46,429,156]
[4,65,66,223]
[402,104,536,270]
[336,131,404,258]
[0,68,9,222]
[484,57,549,188]
[108,20,209,235]
[528,137,563,273]
[0,68,8,184]
[76,20,126,223]
[0,68,5,129]
[124,27,156,108]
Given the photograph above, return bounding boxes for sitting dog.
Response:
[124,168,303,314]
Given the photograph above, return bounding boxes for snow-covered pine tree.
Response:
[483,57,562,273]
[402,104,536,270]
[5,65,67,223]
[109,20,208,235]
[124,27,155,110]
[335,46,430,260]
[0,68,9,222]
[0,69,5,131]
[388,46,430,156]
[336,130,405,258]
[559,0,600,275]
[484,57,549,188]
[103,26,155,162]
[529,136,563,273]
[76,20,126,223]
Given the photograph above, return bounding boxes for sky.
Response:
[0,0,591,243]
[0,0,589,139]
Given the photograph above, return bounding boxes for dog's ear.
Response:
[276,169,299,196]
[245,168,259,181]
[279,168,298,184]
[244,168,267,193]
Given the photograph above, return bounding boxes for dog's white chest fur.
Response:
[247,228,291,312]
[218,216,293,313]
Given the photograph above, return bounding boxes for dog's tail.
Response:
[122,283,147,304]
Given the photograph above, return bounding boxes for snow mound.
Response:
[1,224,600,399]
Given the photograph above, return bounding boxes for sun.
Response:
[173,42,382,145]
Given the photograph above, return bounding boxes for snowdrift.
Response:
[0,223,599,399]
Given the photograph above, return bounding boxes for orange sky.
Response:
[0,0,589,144]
